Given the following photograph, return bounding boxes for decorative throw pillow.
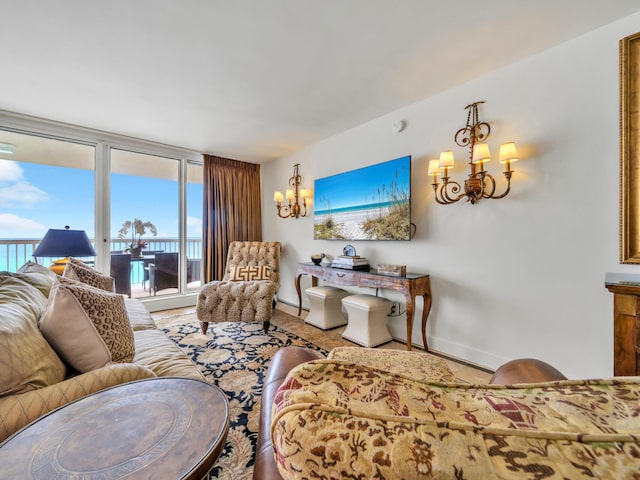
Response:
[4,261,58,298]
[228,265,271,281]
[39,281,135,373]
[63,257,115,292]
[0,275,66,396]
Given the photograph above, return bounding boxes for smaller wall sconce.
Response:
[428,101,519,204]
[274,163,312,218]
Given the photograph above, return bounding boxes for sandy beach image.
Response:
[314,206,392,240]
[313,156,411,241]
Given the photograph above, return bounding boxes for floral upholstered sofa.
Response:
[0,261,203,442]
[258,347,640,480]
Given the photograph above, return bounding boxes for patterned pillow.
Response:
[39,281,135,373]
[229,265,271,281]
[62,257,114,292]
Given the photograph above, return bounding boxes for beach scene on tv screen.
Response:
[313,156,411,241]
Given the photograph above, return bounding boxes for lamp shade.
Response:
[439,151,455,168]
[32,227,96,258]
[427,159,441,176]
[498,142,519,164]
[472,143,491,164]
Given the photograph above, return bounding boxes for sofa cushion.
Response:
[125,298,157,331]
[39,282,135,373]
[229,265,271,281]
[62,257,114,292]
[327,347,457,381]
[133,329,205,380]
[0,275,66,397]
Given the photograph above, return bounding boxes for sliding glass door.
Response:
[110,148,202,299]
[0,111,202,309]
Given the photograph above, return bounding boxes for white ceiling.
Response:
[2,0,640,163]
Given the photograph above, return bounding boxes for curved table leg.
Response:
[421,291,432,352]
[295,273,318,316]
[295,273,303,316]
[404,294,415,351]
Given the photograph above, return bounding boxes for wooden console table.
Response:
[295,262,432,351]
[605,272,640,376]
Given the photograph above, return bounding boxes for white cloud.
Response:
[187,215,202,233]
[0,213,46,236]
[0,159,24,183]
[0,181,49,208]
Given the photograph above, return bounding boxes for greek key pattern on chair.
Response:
[229,265,271,281]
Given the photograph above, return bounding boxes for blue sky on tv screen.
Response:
[313,156,410,214]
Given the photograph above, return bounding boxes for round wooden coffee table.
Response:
[0,377,229,479]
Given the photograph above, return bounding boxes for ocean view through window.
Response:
[1,127,203,301]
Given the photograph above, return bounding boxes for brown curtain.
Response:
[202,155,262,282]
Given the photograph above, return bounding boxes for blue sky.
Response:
[0,159,202,240]
[313,156,410,211]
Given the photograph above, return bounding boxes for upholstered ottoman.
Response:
[341,294,392,347]
[304,286,349,330]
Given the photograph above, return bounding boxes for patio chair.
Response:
[197,241,280,334]
[110,253,132,297]
[148,252,179,295]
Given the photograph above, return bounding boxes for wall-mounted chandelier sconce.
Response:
[428,101,519,204]
[274,163,312,218]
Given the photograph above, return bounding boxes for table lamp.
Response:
[32,226,97,274]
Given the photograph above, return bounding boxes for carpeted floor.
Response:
[153,308,327,480]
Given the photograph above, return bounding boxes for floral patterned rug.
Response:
[155,310,327,480]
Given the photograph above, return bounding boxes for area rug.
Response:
[155,310,327,480]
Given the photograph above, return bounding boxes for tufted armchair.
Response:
[196,241,281,334]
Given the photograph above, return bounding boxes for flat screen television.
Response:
[313,155,411,241]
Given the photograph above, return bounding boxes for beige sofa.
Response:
[0,262,203,442]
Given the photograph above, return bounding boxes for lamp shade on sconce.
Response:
[472,143,491,164]
[439,151,455,168]
[427,160,441,176]
[498,142,519,164]
[274,191,284,203]
[32,227,97,258]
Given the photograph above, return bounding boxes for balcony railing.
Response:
[0,238,202,273]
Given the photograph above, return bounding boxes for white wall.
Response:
[262,12,640,378]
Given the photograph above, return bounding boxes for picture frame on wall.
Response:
[620,32,640,263]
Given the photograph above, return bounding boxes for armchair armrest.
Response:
[0,363,156,442]
[253,346,324,480]
[489,358,567,384]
